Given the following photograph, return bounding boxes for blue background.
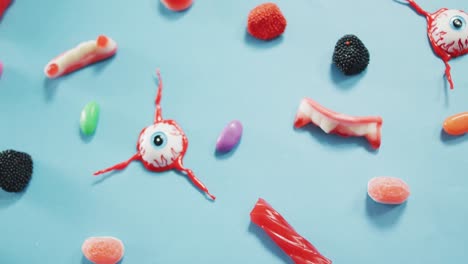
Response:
[1,0,468,263]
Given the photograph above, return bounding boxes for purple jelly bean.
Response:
[216,120,243,153]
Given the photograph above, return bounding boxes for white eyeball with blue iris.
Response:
[94,69,215,200]
[138,122,185,169]
[430,10,468,56]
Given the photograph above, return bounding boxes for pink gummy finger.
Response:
[82,236,124,264]
[367,177,410,205]
[44,35,117,79]
[294,98,383,149]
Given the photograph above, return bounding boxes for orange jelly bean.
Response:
[443,112,468,136]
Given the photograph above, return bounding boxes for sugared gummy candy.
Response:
[247,3,287,40]
[367,176,410,205]
[82,236,124,264]
[160,0,193,11]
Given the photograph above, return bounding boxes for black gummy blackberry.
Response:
[0,149,33,193]
[332,34,370,75]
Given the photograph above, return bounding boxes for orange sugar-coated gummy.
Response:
[161,0,193,11]
[443,112,468,136]
[367,177,410,205]
[82,236,124,264]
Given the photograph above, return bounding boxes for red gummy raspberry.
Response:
[247,3,287,41]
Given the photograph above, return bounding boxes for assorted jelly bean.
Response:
[443,112,468,136]
[216,120,243,153]
[80,101,100,136]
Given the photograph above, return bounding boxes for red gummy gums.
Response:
[367,177,410,205]
[250,198,332,264]
[294,98,383,149]
[247,3,287,40]
[82,236,124,264]
[161,0,193,11]
[0,0,12,18]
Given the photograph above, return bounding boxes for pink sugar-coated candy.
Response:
[367,177,410,205]
[0,61,3,77]
[161,0,193,11]
[82,236,124,264]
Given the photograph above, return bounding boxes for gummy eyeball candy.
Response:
[401,0,468,89]
[94,70,215,201]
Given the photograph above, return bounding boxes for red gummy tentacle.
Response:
[93,153,141,176]
[176,158,216,200]
[443,60,454,89]
[154,69,163,123]
[250,198,332,264]
[406,0,430,17]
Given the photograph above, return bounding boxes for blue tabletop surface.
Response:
[1,0,468,263]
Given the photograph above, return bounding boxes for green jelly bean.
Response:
[80,101,100,136]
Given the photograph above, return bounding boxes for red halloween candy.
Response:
[247,3,287,40]
[0,0,12,19]
[401,0,468,89]
[160,0,193,12]
[94,69,215,201]
[250,198,332,264]
[294,98,383,149]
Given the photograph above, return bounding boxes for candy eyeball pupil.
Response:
[154,135,163,146]
[150,131,168,149]
[453,18,463,28]
[450,16,466,30]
